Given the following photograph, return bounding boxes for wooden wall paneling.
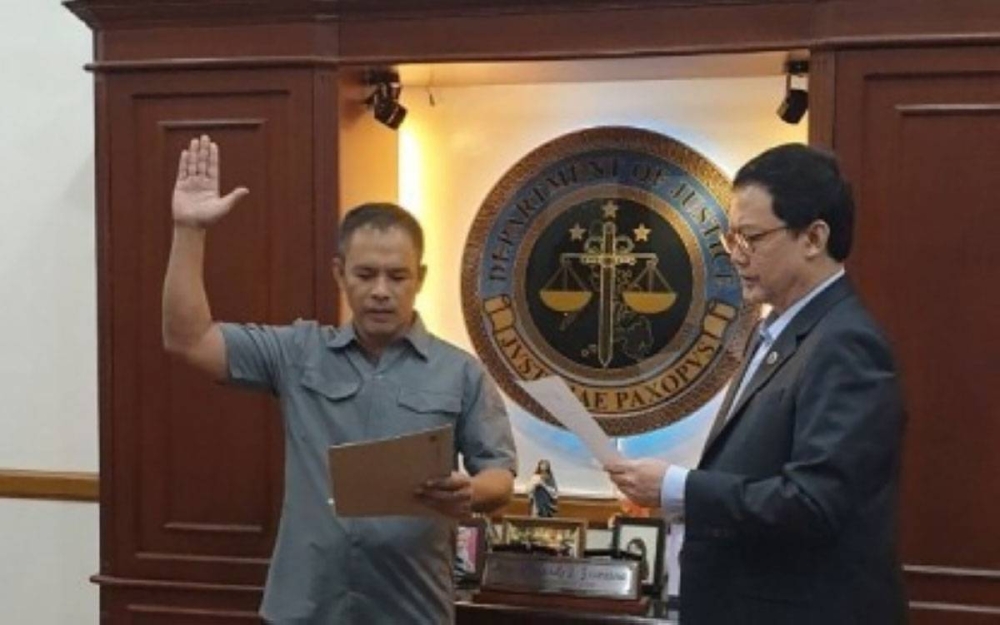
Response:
[815,0,1000,48]
[834,45,1000,621]
[98,581,262,624]
[91,23,339,64]
[806,49,836,149]
[333,0,1000,65]
[313,66,343,326]
[335,2,816,64]
[98,67,329,591]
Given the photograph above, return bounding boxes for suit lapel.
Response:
[701,276,854,459]
[701,319,765,453]
[724,329,796,424]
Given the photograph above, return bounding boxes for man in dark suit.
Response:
[607,144,906,624]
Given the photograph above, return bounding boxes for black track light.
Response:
[777,59,809,125]
[365,69,407,130]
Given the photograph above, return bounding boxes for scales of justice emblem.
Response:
[540,199,676,369]
[462,127,758,435]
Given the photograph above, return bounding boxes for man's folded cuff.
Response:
[660,465,689,521]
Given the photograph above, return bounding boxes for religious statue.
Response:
[528,459,559,518]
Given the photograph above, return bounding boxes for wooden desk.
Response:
[456,597,678,625]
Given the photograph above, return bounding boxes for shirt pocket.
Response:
[397,387,462,426]
[299,368,360,402]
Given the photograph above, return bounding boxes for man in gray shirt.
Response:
[162,134,517,624]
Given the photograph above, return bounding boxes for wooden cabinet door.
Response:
[96,66,339,616]
[835,46,1000,624]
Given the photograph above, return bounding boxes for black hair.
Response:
[338,202,424,260]
[733,143,855,261]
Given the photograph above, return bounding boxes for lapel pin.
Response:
[766,351,778,365]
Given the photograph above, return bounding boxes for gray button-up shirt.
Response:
[220,317,517,624]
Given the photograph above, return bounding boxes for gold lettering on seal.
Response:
[483,296,550,380]
[482,297,735,415]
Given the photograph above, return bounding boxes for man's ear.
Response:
[332,256,345,286]
[805,220,830,258]
[417,264,428,290]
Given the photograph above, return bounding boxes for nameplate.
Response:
[481,552,640,599]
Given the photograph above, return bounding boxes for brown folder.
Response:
[327,424,453,517]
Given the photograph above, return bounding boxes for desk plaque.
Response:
[482,552,640,599]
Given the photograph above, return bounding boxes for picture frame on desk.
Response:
[500,515,587,557]
[585,527,614,551]
[612,516,666,595]
[455,517,488,586]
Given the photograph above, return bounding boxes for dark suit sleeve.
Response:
[685,323,904,545]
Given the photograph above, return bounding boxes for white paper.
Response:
[518,376,623,467]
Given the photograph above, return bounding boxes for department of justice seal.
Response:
[461,127,758,436]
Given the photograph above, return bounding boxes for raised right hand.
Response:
[172,134,249,227]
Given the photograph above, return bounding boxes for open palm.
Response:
[172,135,248,227]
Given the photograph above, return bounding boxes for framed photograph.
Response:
[487,518,504,547]
[612,516,666,594]
[585,527,614,551]
[500,515,587,557]
[454,517,488,586]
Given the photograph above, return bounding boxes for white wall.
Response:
[0,501,99,622]
[399,76,807,495]
[0,1,99,623]
[0,2,97,470]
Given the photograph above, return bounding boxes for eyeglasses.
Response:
[720,226,789,255]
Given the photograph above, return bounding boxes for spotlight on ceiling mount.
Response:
[777,59,809,125]
[365,69,407,130]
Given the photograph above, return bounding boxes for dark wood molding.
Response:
[0,469,99,502]
[124,605,261,619]
[94,576,266,622]
[66,0,1000,66]
[85,57,342,73]
[903,563,1000,612]
[91,575,262,593]
[337,0,816,16]
[63,0,340,30]
[65,0,818,29]
[905,565,1000,580]
[909,601,1000,616]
